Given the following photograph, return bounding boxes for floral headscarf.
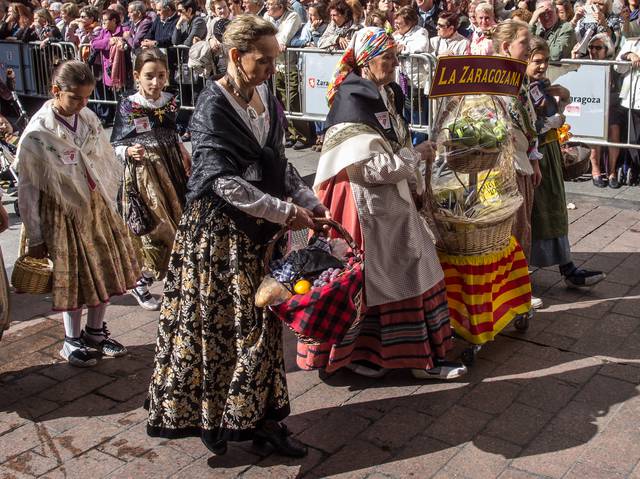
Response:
[326,26,396,107]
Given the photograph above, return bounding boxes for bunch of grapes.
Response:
[312,267,342,288]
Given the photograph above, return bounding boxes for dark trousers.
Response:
[275,68,314,145]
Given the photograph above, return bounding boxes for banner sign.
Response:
[303,51,340,118]
[429,55,527,98]
[551,64,608,139]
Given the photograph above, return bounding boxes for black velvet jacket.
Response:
[110,91,180,144]
[325,72,405,145]
[186,81,287,243]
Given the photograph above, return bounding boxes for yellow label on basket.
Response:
[478,171,501,206]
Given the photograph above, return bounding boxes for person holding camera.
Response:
[529,0,576,60]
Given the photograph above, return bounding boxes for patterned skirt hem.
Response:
[146,405,291,443]
[296,281,453,372]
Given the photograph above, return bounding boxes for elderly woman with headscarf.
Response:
[296,27,467,381]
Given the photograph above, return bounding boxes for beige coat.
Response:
[317,122,444,306]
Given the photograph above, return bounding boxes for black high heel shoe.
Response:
[253,421,308,458]
[201,432,227,455]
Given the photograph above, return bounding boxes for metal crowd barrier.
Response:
[27,41,78,97]
[3,38,640,148]
[278,47,437,134]
[550,58,640,151]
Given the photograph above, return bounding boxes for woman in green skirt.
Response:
[527,37,605,287]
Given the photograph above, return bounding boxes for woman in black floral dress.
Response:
[145,15,328,458]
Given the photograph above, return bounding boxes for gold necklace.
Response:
[224,74,259,120]
[224,74,254,104]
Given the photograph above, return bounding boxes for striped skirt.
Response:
[296,280,453,372]
[438,236,532,345]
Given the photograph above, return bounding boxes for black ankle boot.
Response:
[253,421,307,458]
[201,433,227,455]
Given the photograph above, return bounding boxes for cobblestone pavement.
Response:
[1,150,640,477]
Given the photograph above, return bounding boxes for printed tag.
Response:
[61,149,78,165]
[564,103,582,117]
[530,84,545,105]
[375,111,390,130]
[134,116,151,133]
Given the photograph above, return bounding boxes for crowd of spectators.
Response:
[0,0,640,182]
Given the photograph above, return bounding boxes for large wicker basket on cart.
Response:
[431,204,519,256]
[264,218,364,345]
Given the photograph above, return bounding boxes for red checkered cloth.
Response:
[270,262,363,345]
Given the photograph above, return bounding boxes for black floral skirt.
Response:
[146,197,290,443]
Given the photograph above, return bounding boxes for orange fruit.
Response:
[293,279,312,295]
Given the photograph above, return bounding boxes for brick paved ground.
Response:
[1,156,640,478]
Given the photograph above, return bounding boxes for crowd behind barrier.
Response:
[1,38,639,148]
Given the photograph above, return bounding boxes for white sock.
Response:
[86,304,107,335]
[63,310,83,339]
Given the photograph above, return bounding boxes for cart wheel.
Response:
[461,345,481,366]
[627,167,635,186]
[461,348,475,366]
[514,312,531,332]
[617,165,625,185]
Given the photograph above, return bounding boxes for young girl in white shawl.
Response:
[17,61,140,367]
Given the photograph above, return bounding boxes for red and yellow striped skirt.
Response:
[438,237,532,345]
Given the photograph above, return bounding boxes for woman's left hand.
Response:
[531,160,543,187]
[312,204,332,232]
[0,205,8,234]
[414,140,436,165]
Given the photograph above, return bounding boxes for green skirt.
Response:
[531,137,568,241]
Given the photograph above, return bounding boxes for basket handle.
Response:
[263,217,362,274]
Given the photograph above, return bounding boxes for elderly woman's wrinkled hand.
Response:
[414,140,436,165]
[287,205,315,230]
[312,204,332,232]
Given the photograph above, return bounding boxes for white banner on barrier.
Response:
[552,64,609,139]
[302,51,340,117]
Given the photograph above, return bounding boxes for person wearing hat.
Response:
[297,27,467,381]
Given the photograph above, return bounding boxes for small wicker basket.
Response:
[561,144,591,181]
[432,207,518,256]
[11,255,53,294]
[444,141,500,174]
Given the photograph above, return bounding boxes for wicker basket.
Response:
[264,218,364,345]
[561,144,591,181]
[432,207,518,256]
[444,141,500,174]
[11,255,53,294]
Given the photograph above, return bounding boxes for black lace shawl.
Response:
[186,81,287,243]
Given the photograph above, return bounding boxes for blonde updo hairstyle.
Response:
[222,14,278,56]
[487,19,529,55]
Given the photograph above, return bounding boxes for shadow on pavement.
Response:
[0,253,638,477]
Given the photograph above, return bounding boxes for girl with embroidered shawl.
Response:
[16,61,140,367]
[146,15,328,458]
[111,48,190,311]
[296,27,467,380]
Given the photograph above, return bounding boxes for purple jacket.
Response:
[91,24,128,87]
[126,15,152,50]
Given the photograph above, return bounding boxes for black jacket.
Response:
[144,13,178,47]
